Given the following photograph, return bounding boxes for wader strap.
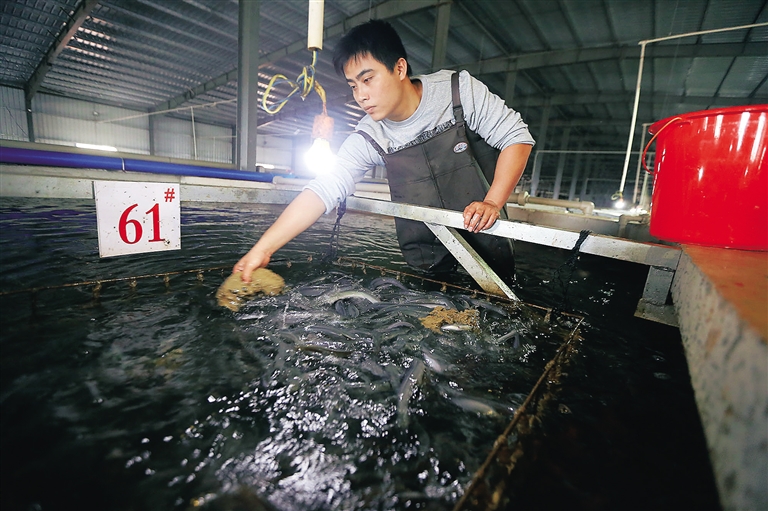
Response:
[451,72,466,139]
[355,130,387,158]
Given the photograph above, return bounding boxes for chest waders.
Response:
[357,72,515,282]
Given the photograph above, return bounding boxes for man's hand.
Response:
[463,200,501,232]
[231,189,327,283]
[233,246,271,283]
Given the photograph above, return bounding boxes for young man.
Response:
[234,20,534,283]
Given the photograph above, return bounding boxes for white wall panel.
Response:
[191,121,232,164]
[253,134,293,170]
[33,94,150,154]
[154,116,194,160]
[0,87,29,141]
[0,92,296,170]
[154,117,292,167]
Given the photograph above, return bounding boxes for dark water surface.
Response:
[0,199,719,511]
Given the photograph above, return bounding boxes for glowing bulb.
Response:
[304,138,336,175]
[610,190,626,210]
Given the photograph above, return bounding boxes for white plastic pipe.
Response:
[508,192,594,216]
[191,106,197,160]
[632,123,652,204]
[619,41,646,197]
[307,0,325,51]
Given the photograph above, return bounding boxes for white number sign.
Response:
[94,181,181,258]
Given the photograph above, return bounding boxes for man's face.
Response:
[344,53,409,122]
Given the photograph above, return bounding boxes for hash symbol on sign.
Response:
[164,188,176,202]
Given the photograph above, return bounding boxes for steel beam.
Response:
[431,2,452,70]
[449,42,767,76]
[25,0,100,101]
[520,92,761,108]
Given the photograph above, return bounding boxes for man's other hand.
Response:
[463,200,501,233]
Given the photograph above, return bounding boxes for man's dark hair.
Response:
[332,19,411,77]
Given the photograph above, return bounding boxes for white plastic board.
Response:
[94,181,181,258]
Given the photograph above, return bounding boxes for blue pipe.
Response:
[0,146,283,183]
[1,146,123,170]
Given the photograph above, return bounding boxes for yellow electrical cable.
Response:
[314,80,327,115]
[262,50,326,115]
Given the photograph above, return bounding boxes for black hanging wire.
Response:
[552,229,591,312]
[323,199,347,262]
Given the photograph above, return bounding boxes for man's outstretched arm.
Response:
[234,189,327,282]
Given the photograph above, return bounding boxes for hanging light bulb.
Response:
[305,137,335,175]
[305,112,335,175]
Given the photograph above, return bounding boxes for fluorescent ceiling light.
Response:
[76,143,117,152]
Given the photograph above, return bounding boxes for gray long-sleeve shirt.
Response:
[306,69,535,214]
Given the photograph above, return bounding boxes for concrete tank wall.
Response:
[672,246,768,511]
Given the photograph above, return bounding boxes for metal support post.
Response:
[567,140,584,201]
[579,155,592,200]
[552,127,570,199]
[25,95,35,143]
[504,71,517,107]
[635,266,677,326]
[530,100,550,197]
[148,112,156,156]
[237,0,261,171]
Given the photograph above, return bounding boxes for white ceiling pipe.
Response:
[618,21,768,198]
[632,123,653,204]
[97,98,237,124]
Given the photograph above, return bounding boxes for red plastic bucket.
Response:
[644,105,768,250]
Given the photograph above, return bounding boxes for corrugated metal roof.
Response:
[0,0,766,147]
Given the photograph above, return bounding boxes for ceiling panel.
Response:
[685,56,733,96]
[0,0,764,146]
[653,0,708,39]
[719,56,768,97]
[560,0,615,46]
[701,0,764,41]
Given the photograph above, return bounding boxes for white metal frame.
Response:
[346,196,680,324]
